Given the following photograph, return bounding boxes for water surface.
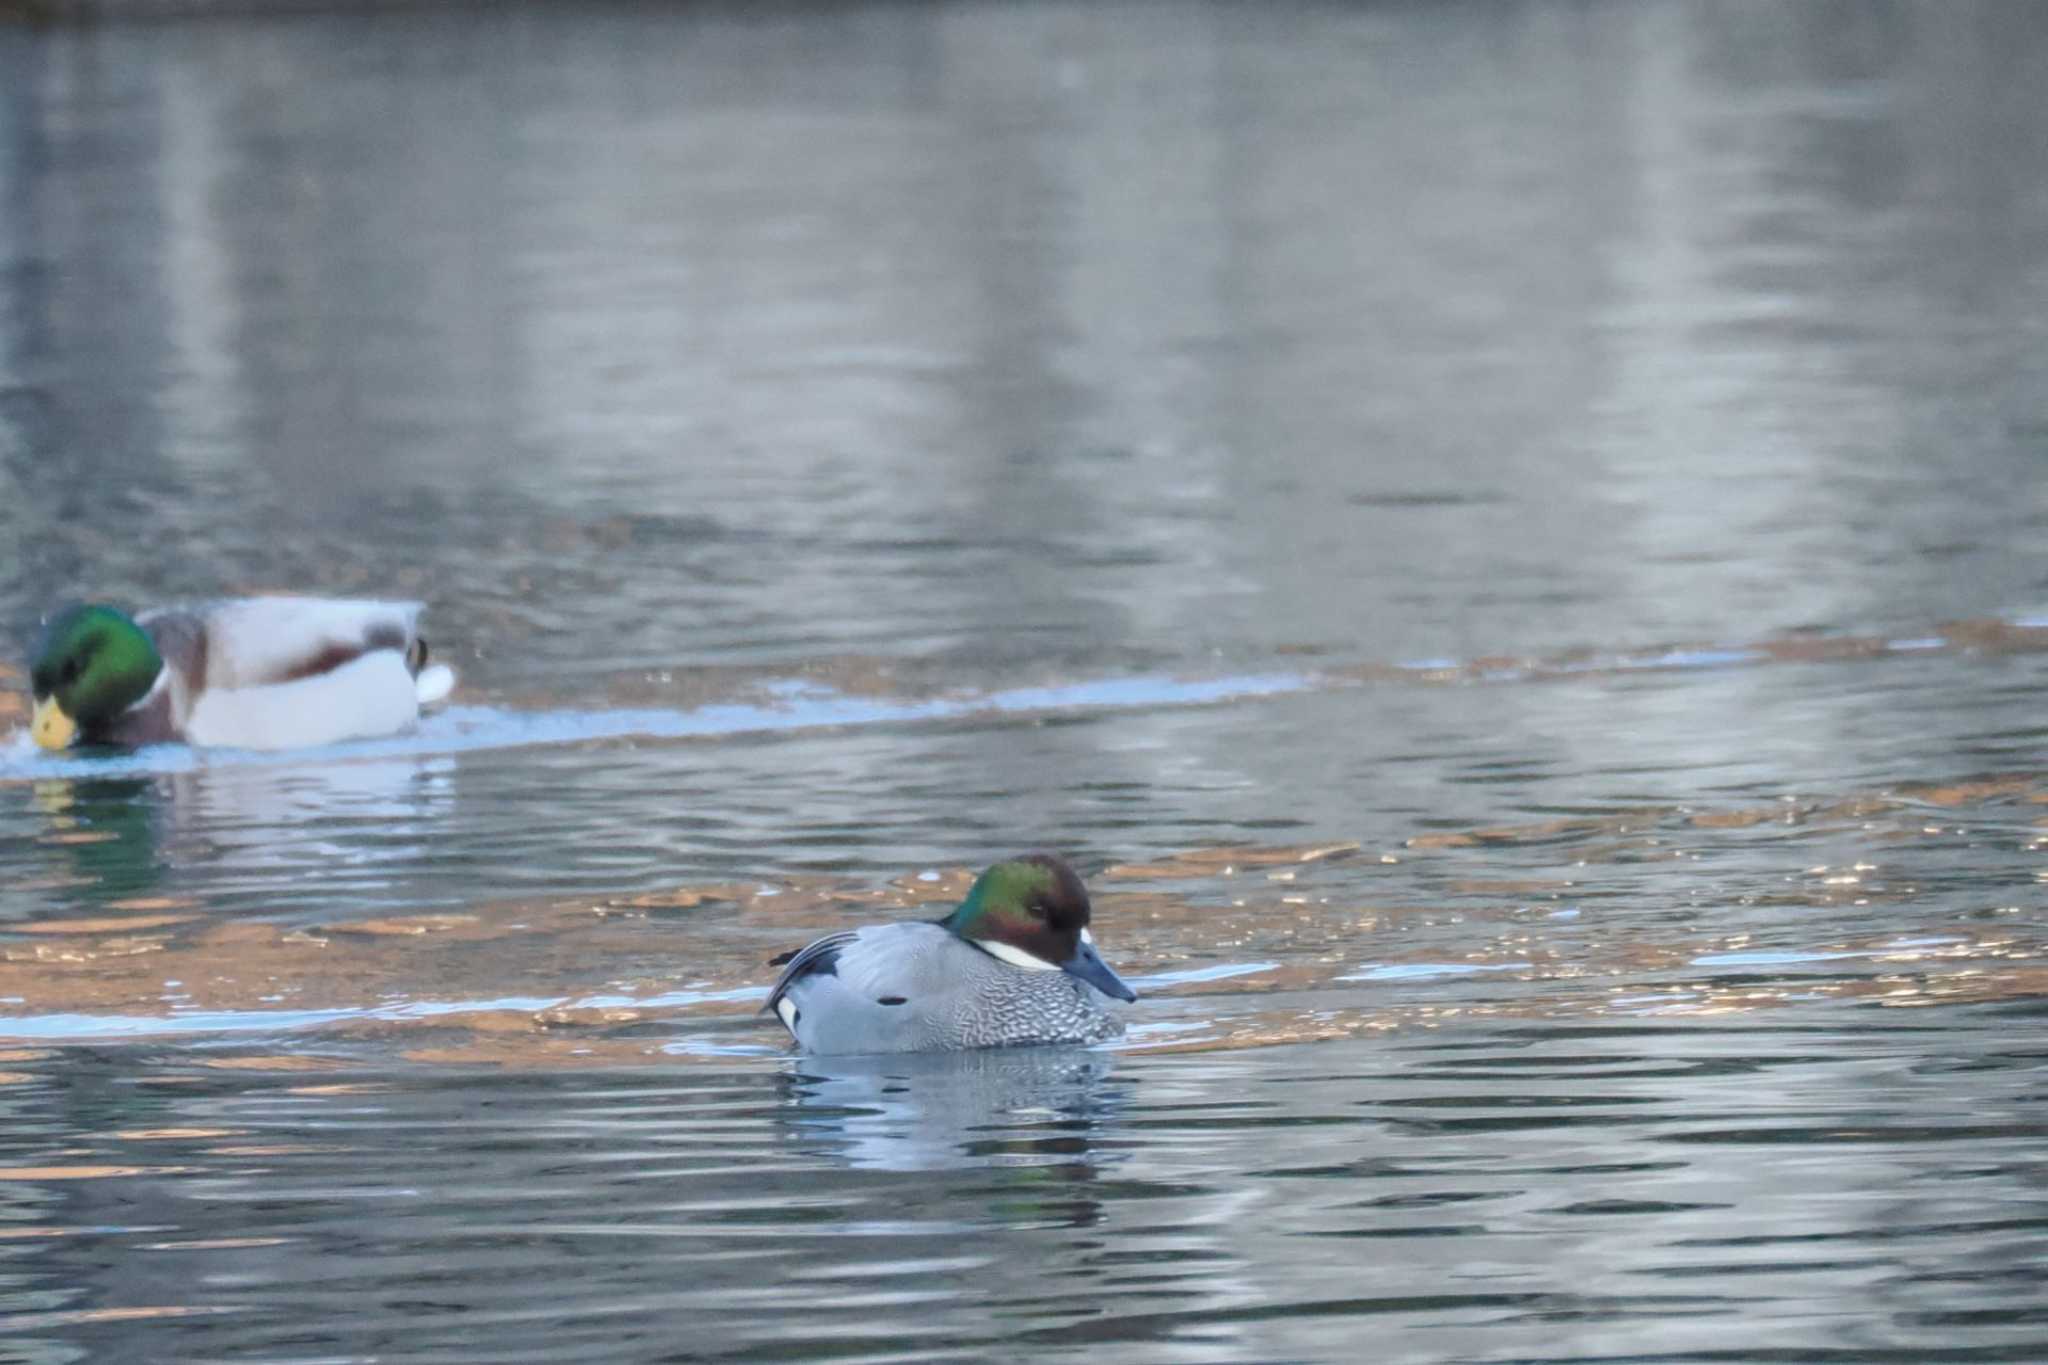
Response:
[2,1,2047,1360]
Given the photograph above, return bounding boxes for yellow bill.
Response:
[31,696,77,751]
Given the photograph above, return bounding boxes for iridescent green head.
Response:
[28,605,163,750]
[942,853,1137,1002]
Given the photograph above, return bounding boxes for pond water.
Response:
[2,1,2047,1361]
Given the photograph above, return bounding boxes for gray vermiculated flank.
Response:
[770,922,1125,1055]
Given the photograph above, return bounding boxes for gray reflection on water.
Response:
[4,1,2046,677]
[160,756,457,898]
[5,752,458,923]
[776,1048,1129,1174]
[2,1019,2045,1361]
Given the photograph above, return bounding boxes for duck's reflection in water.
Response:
[160,756,457,873]
[25,774,164,908]
[22,756,457,919]
[777,1047,1130,1178]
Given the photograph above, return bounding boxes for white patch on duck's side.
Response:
[1080,928,1096,947]
[774,996,800,1031]
[184,652,421,750]
[414,662,456,705]
[979,939,1060,972]
[120,668,171,719]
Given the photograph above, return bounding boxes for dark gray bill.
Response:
[1061,937,1138,1002]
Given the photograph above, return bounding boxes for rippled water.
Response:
[3,1,2047,1360]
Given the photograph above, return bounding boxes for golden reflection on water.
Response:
[1,854,2043,1066]
[0,1165,191,1180]
[110,1128,239,1141]
[0,1306,238,1330]
[3,718,2045,1065]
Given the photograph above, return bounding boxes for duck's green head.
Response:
[28,605,162,750]
[942,853,1137,1002]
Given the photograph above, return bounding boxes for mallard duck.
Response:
[27,597,455,752]
[764,853,1137,1055]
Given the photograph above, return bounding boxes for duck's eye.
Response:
[60,658,81,685]
[1025,901,1050,921]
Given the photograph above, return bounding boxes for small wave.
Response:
[0,671,1315,783]
[0,987,763,1042]
[1340,961,1534,982]
[4,612,2043,783]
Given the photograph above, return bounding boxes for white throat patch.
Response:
[979,939,1060,972]
[125,668,170,716]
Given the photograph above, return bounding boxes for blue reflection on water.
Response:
[0,672,1319,783]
